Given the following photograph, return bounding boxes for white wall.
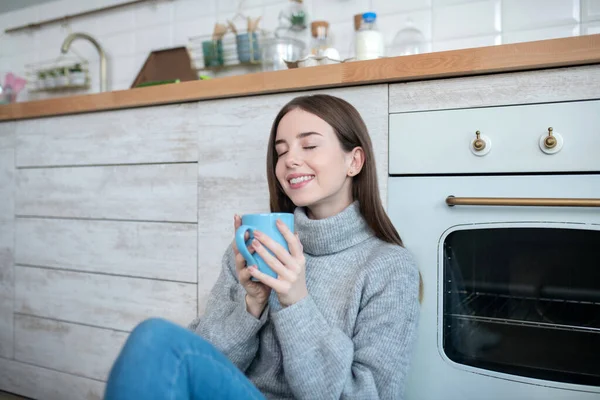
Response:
[0,0,599,101]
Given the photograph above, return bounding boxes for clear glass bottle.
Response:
[355,12,385,61]
[279,0,308,31]
[308,21,340,63]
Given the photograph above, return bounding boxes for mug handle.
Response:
[235,225,257,265]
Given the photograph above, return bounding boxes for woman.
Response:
[105,94,421,400]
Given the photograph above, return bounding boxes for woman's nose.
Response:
[285,149,302,168]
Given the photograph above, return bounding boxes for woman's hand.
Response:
[233,214,271,318]
[248,219,308,308]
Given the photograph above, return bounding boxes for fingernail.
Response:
[252,239,260,247]
[276,219,282,225]
[254,230,262,237]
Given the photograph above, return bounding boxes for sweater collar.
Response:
[294,201,374,256]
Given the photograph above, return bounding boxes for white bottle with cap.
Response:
[355,12,385,61]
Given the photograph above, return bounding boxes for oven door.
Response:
[388,174,600,400]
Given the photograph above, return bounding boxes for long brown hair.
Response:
[266,94,423,302]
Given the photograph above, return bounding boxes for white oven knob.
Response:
[470,130,492,156]
[539,127,563,154]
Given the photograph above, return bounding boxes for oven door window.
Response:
[443,227,600,386]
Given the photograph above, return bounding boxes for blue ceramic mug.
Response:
[235,213,294,280]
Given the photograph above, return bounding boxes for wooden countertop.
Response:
[2,34,600,121]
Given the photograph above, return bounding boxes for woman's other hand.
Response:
[248,220,308,308]
[233,214,271,318]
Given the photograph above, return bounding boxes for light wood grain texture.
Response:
[16,163,197,222]
[0,357,104,400]
[15,103,199,167]
[15,218,197,282]
[194,86,388,312]
[1,35,600,121]
[390,65,600,113]
[14,314,127,381]
[0,124,15,359]
[14,266,197,331]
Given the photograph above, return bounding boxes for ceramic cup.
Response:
[202,39,224,67]
[235,213,294,280]
[236,32,261,63]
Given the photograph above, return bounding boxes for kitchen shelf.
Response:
[447,291,600,334]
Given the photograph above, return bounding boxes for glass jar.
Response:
[355,12,385,61]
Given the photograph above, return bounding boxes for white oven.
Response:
[387,99,600,399]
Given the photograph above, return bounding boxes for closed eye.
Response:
[303,146,316,150]
[277,151,288,157]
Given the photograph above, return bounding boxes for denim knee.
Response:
[126,318,175,350]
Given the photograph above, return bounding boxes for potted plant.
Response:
[44,69,57,88]
[69,63,86,86]
[56,67,69,87]
[36,71,46,89]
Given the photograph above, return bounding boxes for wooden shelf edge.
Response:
[1,34,600,121]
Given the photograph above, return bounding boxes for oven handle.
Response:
[446,196,600,207]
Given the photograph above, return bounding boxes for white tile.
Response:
[36,25,71,54]
[32,0,94,24]
[372,0,431,14]
[1,30,37,58]
[102,31,136,58]
[134,24,173,56]
[92,6,135,36]
[312,0,371,24]
[433,0,484,5]
[581,0,600,22]
[433,0,500,40]
[108,55,137,87]
[173,16,216,47]
[218,0,264,14]
[582,21,600,34]
[503,24,579,44]
[433,34,500,51]
[262,2,287,32]
[134,0,174,28]
[0,5,38,30]
[173,0,217,22]
[502,0,579,32]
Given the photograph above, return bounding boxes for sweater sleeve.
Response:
[188,243,269,372]
[271,251,420,399]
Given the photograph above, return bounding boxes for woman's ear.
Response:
[347,147,365,176]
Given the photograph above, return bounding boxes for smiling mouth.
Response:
[288,175,315,185]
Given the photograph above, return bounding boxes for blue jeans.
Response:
[104,318,265,400]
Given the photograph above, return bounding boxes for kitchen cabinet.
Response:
[0,122,15,360]
[0,84,388,399]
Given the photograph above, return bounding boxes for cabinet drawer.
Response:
[389,100,600,175]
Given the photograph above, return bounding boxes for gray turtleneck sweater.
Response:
[189,202,420,399]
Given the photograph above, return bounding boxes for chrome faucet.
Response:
[61,32,107,92]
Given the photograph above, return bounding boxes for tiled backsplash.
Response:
[0,0,598,101]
